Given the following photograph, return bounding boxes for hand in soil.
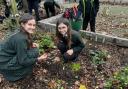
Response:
[32,43,39,48]
[38,53,48,62]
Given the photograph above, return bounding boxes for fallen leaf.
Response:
[43,69,48,74]
[48,80,57,89]
[0,77,2,83]
[75,81,80,86]
[54,57,61,63]
[79,84,87,89]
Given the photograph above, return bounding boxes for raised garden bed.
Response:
[0,4,128,89]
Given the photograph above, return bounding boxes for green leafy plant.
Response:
[2,17,19,31]
[0,0,19,31]
[70,63,81,72]
[90,50,108,71]
[1,0,19,31]
[0,1,3,5]
[36,34,55,54]
[56,79,65,89]
[104,66,128,89]
[90,50,108,65]
[10,0,18,16]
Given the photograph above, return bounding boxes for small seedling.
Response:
[70,63,81,72]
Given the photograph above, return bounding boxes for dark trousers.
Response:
[57,41,79,63]
[5,6,10,18]
[44,2,55,18]
[27,1,40,21]
[83,15,96,32]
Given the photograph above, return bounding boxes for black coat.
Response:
[59,30,85,53]
[78,0,99,17]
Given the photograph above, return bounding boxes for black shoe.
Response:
[63,60,68,63]
[72,58,78,62]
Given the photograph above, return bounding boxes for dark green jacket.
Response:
[71,30,85,53]
[0,30,39,81]
[61,30,85,53]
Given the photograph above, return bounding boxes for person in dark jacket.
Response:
[27,0,40,21]
[44,0,60,18]
[0,12,5,23]
[3,0,11,18]
[56,18,85,63]
[76,0,99,32]
[0,13,47,82]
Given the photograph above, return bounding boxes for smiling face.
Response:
[21,19,36,34]
[58,23,68,36]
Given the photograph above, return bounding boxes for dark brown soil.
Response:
[0,40,128,89]
[0,4,128,89]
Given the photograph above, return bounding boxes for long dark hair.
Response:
[19,13,35,49]
[56,18,72,49]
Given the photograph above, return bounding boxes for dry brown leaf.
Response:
[43,69,48,74]
[75,81,80,86]
[0,77,2,83]
[53,57,61,63]
[48,80,57,89]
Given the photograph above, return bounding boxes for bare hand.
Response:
[37,53,48,63]
[32,43,39,48]
[66,49,73,55]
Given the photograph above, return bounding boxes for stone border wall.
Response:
[38,14,128,47]
[80,30,128,47]
[100,0,128,5]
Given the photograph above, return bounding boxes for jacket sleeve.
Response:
[72,33,85,53]
[15,38,39,66]
[76,10,82,20]
[76,0,83,19]
[78,0,83,12]
[94,0,100,12]
[54,1,60,9]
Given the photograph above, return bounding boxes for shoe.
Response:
[72,58,78,62]
[63,59,68,63]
